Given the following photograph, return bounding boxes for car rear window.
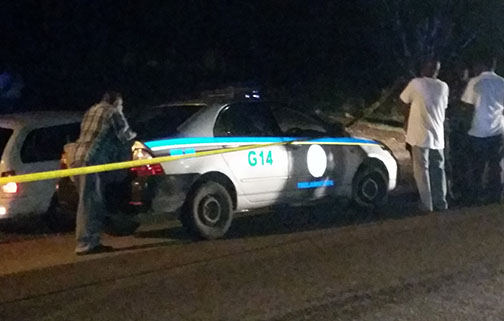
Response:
[0,128,13,159]
[132,105,204,140]
[21,123,81,163]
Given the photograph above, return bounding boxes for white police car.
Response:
[128,94,398,239]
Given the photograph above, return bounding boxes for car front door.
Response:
[214,102,289,203]
[271,106,345,200]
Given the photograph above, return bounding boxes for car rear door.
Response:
[214,102,289,203]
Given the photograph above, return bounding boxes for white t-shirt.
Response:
[461,71,504,138]
[400,77,449,149]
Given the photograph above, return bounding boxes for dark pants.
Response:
[469,135,503,204]
[448,131,472,200]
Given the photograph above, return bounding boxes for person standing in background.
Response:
[400,60,449,212]
[461,57,504,205]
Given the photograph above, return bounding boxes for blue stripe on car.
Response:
[297,180,335,189]
[145,137,379,149]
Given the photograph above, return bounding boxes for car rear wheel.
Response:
[352,166,388,209]
[181,181,233,240]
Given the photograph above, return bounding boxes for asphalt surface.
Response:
[1,201,504,321]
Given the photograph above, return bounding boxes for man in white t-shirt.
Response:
[400,60,449,212]
[461,57,504,204]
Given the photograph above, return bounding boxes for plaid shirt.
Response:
[73,102,136,165]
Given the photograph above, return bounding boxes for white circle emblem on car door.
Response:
[307,144,327,178]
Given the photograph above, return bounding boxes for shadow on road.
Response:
[0,216,56,236]
[109,239,188,253]
[4,191,473,245]
[135,193,424,241]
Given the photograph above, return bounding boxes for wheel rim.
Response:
[198,195,222,226]
[356,171,387,205]
[361,177,379,201]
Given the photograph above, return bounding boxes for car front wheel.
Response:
[181,181,233,240]
[352,166,388,209]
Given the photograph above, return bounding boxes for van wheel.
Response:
[181,181,233,240]
[352,166,388,209]
[44,195,75,232]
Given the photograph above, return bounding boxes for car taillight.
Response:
[1,171,18,194]
[130,148,164,176]
[2,182,18,194]
[130,164,164,176]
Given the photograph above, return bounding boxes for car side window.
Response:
[214,103,282,137]
[21,123,81,163]
[272,106,327,137]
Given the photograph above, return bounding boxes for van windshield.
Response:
[0,128,13,159]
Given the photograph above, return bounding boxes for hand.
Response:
[128,131,137,141]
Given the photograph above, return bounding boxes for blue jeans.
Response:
[411,146,448,212]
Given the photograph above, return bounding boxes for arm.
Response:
[399,100,410,132]
[399,81,413,133]
[461,78,477,109]
[111,109,137,143]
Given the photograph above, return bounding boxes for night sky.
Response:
[1,0,503,111]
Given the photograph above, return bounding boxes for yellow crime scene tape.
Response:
[0,137,382,185]
[0,140,293,185]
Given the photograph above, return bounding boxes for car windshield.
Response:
[271,104,346,137]
[0,127,13,160]
[131,105,204,140]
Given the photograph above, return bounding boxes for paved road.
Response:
[1,202,504,321]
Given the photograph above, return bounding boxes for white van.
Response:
[0,112,82,223]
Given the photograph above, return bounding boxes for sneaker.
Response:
[76,244,115,256]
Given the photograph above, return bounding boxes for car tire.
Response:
[181,181,233,240]
[44,195,76,232]
[352,165,388,209]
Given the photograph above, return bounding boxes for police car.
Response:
[128,91,398,239]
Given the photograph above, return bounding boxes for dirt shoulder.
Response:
[347,120,415,194]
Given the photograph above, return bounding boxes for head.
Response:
[473,56,497,75]
[101,91,123,111]
[419,60,441,78]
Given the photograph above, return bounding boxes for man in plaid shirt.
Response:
[71,91,136,255]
